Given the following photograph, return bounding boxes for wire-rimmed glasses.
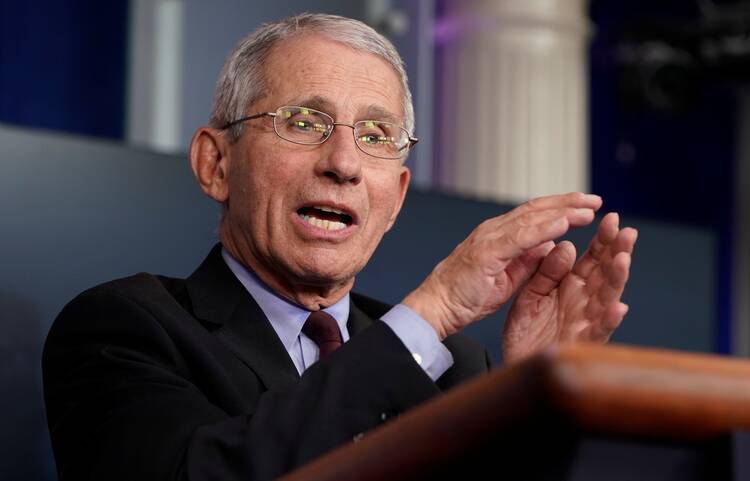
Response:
[221,105,418,160]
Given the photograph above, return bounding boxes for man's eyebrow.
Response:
[362,105,400,124]
[288,96,334,113]
[287,96,401,124]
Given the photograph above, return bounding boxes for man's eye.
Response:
[291,119,313,130]
[358,133,392,145]
[288,117,328,133]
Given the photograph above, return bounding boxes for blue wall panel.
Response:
[0,0,128,139]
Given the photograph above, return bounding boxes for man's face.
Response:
[220,35,410,307]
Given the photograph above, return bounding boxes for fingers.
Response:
[486,192,602,232]
[462,193,601,267]
[573,213,638,278]
[488,206,596,261]
[606,302,630,332]
[575,220,634,341]
[617,227,639,254]
[523,241,577,297]
[513,192,603,219]
[598,251,631,304]
[572,212,618,278]
[503,241,555,290]
[588,302,629,340]
[584,250,632,327]
[405,193,618,338]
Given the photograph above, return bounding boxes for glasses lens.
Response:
[274,106,332,144]
[354,121,410,159]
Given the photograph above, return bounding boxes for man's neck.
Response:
[221,239,353,311]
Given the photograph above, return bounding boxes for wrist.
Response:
[402,285,450,341]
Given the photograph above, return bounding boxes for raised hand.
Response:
[402,193,603,340]
[501,212,638,363]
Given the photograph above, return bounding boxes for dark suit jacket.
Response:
[43,245,491,481]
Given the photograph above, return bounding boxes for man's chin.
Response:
[292,266,358,289]
[279,267,357,309]
[286,248,364,279]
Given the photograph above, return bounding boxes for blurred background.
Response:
[1,0,749,479]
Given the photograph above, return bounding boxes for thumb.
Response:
[522,240,576,297]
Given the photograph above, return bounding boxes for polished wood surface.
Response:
[277,344,750,481]
[545,344,750,439]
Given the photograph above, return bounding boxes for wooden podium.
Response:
[278,344,750,481]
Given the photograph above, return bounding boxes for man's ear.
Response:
[385,166,411,232]
[189,127,231,202]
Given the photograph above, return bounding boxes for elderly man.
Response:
[43,13,636,481]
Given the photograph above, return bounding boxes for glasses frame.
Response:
[220,105,418,160]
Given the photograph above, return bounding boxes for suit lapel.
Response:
[348,292,392,336]
[186,245,300,392]
[346,300,374,336]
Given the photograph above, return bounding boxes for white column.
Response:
[126,0,185,153]
[438,0,590,202]
[412,0,437,187]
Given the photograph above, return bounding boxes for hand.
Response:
[501,212,638,363]
[402,193,603,340]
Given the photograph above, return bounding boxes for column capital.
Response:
[437,0,590,202]
[442,0,590,38]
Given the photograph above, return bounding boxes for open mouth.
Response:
[297,205,354,231]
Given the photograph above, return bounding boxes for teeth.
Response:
[300,214,347,231]
[315,205,345,215]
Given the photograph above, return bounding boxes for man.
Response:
[43,13,637,481]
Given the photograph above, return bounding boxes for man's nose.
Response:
[315,124,363,184]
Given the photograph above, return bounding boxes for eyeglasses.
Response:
[221,105,418,160]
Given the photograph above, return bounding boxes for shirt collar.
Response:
[221,248,351,351]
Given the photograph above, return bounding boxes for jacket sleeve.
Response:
[43,288,447,481]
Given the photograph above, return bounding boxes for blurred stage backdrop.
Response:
[1,1,749,479]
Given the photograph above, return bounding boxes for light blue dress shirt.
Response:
[221,249,453,380]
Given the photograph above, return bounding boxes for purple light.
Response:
[433,14,495,44]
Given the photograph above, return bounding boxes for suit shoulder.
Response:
[50,273,187,336]
[80,272,183,299]
[61,273,186,313]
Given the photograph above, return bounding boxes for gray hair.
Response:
[209,13,415,143]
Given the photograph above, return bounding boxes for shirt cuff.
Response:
[380,303,454,381]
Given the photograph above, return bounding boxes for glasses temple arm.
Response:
[220,112,276,130]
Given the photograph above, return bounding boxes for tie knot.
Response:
[302,310,343,359]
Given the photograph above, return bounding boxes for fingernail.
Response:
[575,208,593,216]
[584,194,602,202]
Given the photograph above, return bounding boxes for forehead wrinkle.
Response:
[286,95,334,113]
[262,36,404,122]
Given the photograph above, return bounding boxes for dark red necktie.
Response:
[302,310,343,359]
